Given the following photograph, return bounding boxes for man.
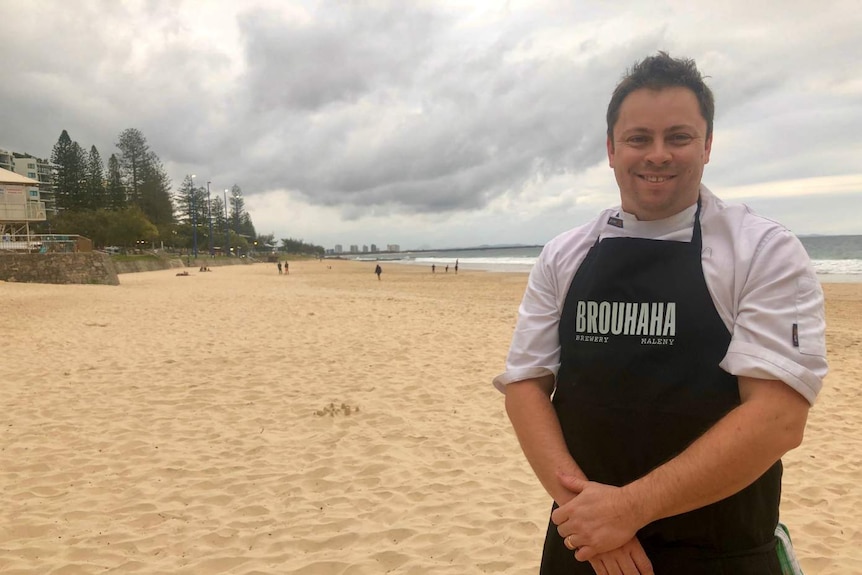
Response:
[494,52,827,574]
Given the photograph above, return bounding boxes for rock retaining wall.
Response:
[111,257,185,274]
[112,256,249,274]
[0,253,120,285]
[0,254,252,285]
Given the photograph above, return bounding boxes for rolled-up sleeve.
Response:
[719,229,828,405]
[493,250,564,392]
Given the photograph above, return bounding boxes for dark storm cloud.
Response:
[238,6,442,112]
[229,6,660,214]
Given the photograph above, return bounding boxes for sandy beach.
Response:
[1,260,859,574]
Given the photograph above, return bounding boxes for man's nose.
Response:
[644,141,672,165]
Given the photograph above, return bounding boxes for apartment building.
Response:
[0,149,13,172]
[11,153,57,215]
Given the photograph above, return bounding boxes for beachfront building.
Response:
[334,244,343,254]
[349,245,359,253]
[370,244,378,253]
[387,244,400,252]
[0,167,47,249]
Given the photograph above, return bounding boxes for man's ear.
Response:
[607,135,615,168]
[703,133,713,164]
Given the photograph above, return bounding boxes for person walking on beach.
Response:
[277,262,282,275]
[285,262,289,275]
[495,52,827,575]
[455,259,459,274]
[375,264,382,280]
[431,264,436,273]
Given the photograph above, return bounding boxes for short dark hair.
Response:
[606,51,714,142]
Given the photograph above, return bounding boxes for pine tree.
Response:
[68,142,88,209]
[176,175,196,224]
[210,195,226,234]
[106,154,127,209]
[51,130,87,211]
[84,145,105,210]
[229,184,244,234]
[116,128,152,206]
[139,153,173,225]
[239,212,256,238]
[116,129,173,224]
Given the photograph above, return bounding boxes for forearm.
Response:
[625,378,809,526]
[505,378,585,504]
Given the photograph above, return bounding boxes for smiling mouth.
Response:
[639,175,675,183]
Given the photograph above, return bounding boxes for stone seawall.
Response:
[111,257,185,274]
[0,254,252,285]
[112,256,249,274]
[0,253,120,285]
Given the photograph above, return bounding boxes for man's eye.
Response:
[627,136,649,144]
[669,133,693,143]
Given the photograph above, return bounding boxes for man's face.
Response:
[607,87,712,221]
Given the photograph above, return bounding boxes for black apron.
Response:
[540,202,783,574]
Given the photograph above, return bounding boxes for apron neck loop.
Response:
[594,195,704,247]
[691,195,704,250]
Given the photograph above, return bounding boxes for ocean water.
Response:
[350,235,862,282]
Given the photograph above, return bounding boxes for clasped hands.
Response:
[553,473,654,575]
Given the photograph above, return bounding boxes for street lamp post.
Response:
[224,189,230,256]
[234,188,243,257]
[207,180,214,256]
[190,174,198,260]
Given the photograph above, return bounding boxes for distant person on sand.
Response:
[431,264,436,273]
[285,262,289,275]
[277,262,282,274]
[375,264,382,280]
[445,265,449,273]
[495,52,827,574]
[455,260,459,274]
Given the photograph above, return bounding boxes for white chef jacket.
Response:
[493,185,828,405]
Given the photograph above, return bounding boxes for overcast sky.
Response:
[2,1,860,250]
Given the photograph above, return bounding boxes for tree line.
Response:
[44,128,258,253]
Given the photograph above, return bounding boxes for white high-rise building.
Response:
[11,154,56,215]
